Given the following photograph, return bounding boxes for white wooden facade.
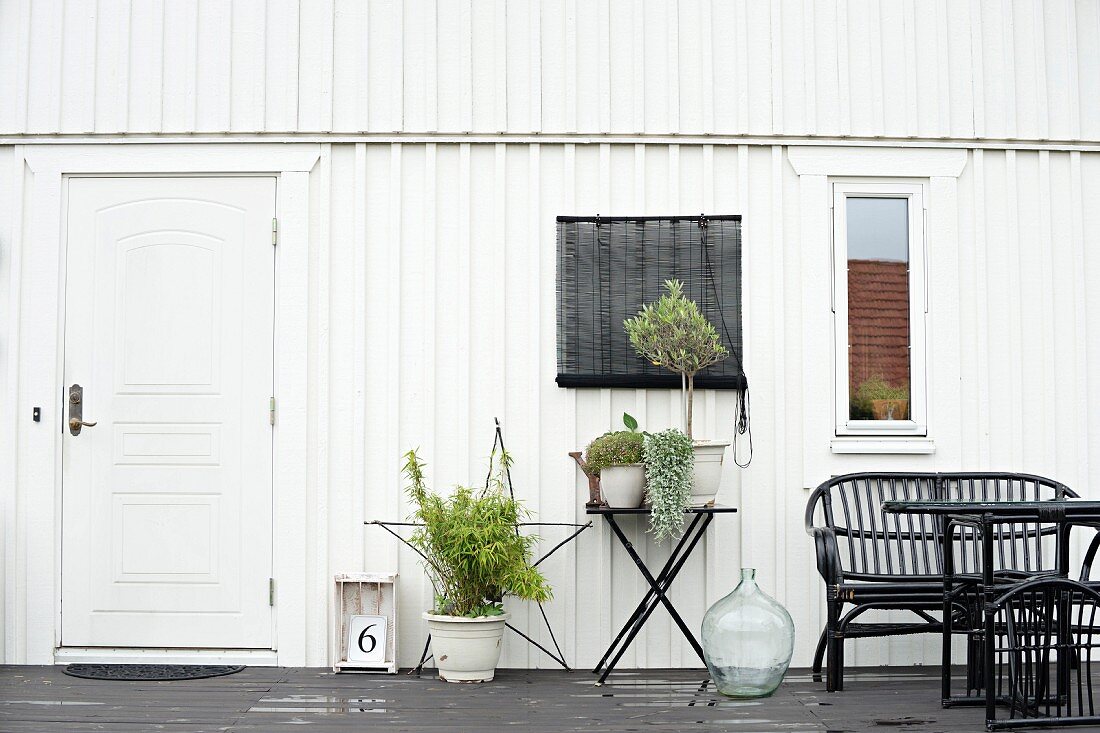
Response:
[2,1,1099,671]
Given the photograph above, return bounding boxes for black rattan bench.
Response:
[805,472,1076,692]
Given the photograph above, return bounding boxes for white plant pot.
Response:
[600,464,646,508]
[691,441,729,506]
[423,612,510,683]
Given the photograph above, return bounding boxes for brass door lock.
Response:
[68,384,97,435]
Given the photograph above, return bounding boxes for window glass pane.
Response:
[846,197,910,421]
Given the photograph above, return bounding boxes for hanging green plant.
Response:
[643,428,695,541]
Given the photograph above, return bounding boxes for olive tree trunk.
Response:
[685,373,695,441]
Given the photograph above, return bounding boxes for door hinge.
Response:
[269,578,276,606]
[272,218,278,246]
[269,397,276,426]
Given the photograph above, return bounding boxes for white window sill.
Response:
[830,438,936,455]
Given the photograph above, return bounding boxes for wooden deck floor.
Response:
[3,665,1098,732]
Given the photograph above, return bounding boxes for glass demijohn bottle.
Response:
[701,568,795,698]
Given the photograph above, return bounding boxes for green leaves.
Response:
[623,280,729,439]
[623,279,729,379]
[584,430,644,475]
[403,448,553,618]
[623,412,639,432]
[643,428,695,542]
[403,449,429,504]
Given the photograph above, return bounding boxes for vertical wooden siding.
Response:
[0,141,1098,667]
[319,142,757,669]
[286,142,1098,669]
[3,0,1100,140]
[0,146,14,664]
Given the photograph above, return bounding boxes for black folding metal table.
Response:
[587,504,737,685]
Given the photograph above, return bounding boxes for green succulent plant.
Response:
[584,430,645,476]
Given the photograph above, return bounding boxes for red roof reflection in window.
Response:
[847,259,909,390]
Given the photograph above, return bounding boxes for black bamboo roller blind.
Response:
[556,215,745,389]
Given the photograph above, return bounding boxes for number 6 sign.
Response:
[346,615,388,664]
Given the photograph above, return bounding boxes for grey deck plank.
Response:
[4,665,1100,732]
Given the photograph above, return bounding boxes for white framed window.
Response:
[832,181,927,437]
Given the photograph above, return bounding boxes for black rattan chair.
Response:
[805,472,1076,692]
[987,577,1100,730]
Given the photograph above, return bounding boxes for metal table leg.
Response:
[594,513,713,685]
[592,512,706,675]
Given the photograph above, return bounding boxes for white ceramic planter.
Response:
[691,441,729,506]
[600,464,646,508]
[423,612,510,683]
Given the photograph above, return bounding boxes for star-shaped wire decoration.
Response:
[369,418,591,673]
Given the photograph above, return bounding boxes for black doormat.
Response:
[63,664,245,681]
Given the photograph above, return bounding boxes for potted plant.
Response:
[403,448,552,683]
[584,413,645,508]
[624,279,730,505]
[643,428,695,541]
[852,375,910,421]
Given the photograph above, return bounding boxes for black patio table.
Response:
[882,499,1100,729]
[586,504,737,685]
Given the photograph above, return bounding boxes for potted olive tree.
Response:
[624,279,730,506]
[403,449,551,683]
[584,413,645,508]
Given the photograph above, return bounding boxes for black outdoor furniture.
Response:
[882,498,1100,729]
[587,504,738,685]
[988,577,1100,729]
[805,472,1075,692]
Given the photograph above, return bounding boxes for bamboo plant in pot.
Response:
[403,449,551,683]
[624,279,730,506]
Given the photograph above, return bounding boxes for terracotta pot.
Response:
[871,399,909,421]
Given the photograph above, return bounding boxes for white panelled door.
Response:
[62,177,276,649]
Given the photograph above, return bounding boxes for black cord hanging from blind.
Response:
[556,215,745,390]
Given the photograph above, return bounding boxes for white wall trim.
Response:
[23,144,321,173]
[830,439,937,455]
[5,133,1100,154]
[787,146,968,177]
[9,143,320,665]
[791,149,963,486]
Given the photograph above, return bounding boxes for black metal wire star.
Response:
[368,418,591,673]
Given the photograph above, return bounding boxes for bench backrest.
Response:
[805,472,1075,581]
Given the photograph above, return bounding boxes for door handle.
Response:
[68,384,97,435]
[69,418,98,432]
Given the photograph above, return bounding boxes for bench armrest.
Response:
[808,526,843,585]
